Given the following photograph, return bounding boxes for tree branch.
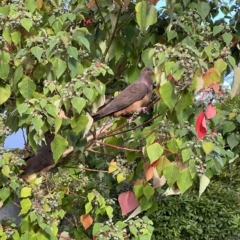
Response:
[100,7,122,62]
[95,141,142,152]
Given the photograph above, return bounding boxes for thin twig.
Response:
[94,0,110,37]
[56,234,74,240]
[95,141,142,152]
[88,148,116,157]
[106,97,160,135]
[100,7,122,62]
[97,113,161,140]
[79,167,108,173]
[116,12,135,32]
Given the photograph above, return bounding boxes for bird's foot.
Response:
[138,107,149,114]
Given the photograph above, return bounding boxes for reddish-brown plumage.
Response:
[92,66,153,121]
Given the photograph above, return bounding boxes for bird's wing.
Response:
[95,81,149,116]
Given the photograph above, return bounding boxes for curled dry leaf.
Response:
[80,213,93,230]
[58,109,68,119]
[143,162,154,181]
[153,168,166,188]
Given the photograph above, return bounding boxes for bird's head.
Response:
[141,66,153,77]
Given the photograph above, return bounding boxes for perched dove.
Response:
[21,132,54,175]
[92,66,153,121]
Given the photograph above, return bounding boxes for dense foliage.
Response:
[0,0,240,239]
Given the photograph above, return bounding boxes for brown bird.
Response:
[21,132,55,175]
[92,66,153,121]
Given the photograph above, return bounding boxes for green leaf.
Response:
[87,192,95,202]
[71,113,89,134]
[51,134,68,163]
[71,97,86,114]
[106,206,113,218]
[135,1,157,33]
[20,187,32,198]
[67,46,79,60]
[214,59,227,74]
[222,32,233,45]
[83,88,94,101]
[3,28,11,43]
[50,57,67,79]
[194,2,210,19]
[31,46,44,61]
[115,41,124,63]
[93,223,102,235]
[18,77,36,99]
[146,143,163,164]
[175,92,193,113]
[32,115,44,132]
[163,163,180,187]
[143,185,154,200]
[160,82,177,111]
[85,202,93,213]
[164,61,175,76]
[181,148,194,162]
[228,55,236,68]
[25,0,36,13]
[17,103,29,116]
[68,58,83,78]
[139,196,152,212]
[0,62,10,80]
[213,25,224,36]
[2,165,10,177]
[45,104,57,117]
[20,18,33,32]
[227,133,239,150]
[52,20,63,34]
[177,168,192,194]
[1,51,10,63]
[20,198,32,215]
[0,82,11,105]
[79,36,90,51]
[0,187,10,202]
[202,141,215,154]
[129,225,138,236]
[11,31,21,45]
[223,121,236,135]
[142,48,154,67]
[167,30,177,42]
[199,174,210,198]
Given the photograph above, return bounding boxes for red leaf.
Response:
[196,112,207,139]
[210,84,220,93]
[205,103,216,119]
[212,129,217,136]
[151,159,159,168]
[118,191,139,216]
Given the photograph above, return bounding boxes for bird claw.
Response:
[140,107,149,114]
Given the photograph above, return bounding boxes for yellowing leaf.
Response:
[203,68,221,87]
[199,175,210,198]
[143,162,154,181]
[108,160,117,173]
[202,141,215,154]
[20,187,32,198]
[117,173,126,183]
